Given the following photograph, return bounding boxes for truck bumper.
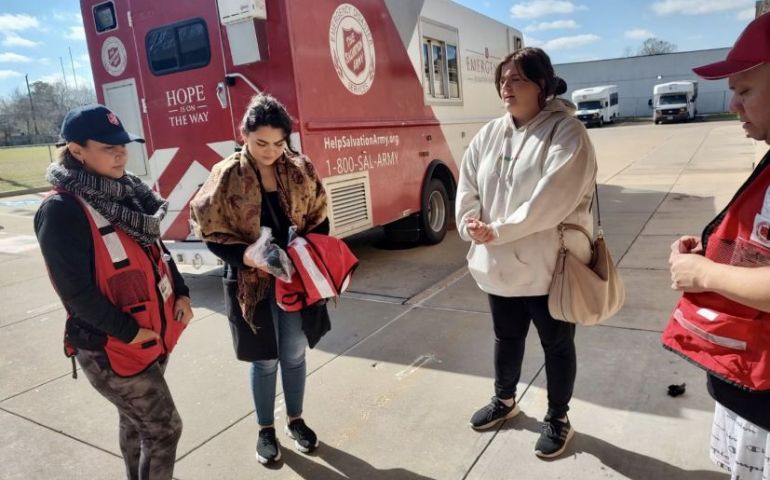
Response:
[165,241,223,270]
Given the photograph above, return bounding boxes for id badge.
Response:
[158,274,173,302]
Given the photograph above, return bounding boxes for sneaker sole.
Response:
[256,448,282,464]
[534,426,575,459]
[285,426,320,453]
[470,403,521,431]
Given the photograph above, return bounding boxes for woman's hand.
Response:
[672,235,703,254]
[466,218,496,244]
[669,238,712,292]
[130,328,160,344]
[174,295,194,325]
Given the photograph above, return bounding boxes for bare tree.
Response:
[0,80,96,145]
[622,46,634,57]
[637,38,677,56]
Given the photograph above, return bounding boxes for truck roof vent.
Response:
[324,172,372,237]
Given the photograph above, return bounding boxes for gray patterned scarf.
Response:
[47,164,168,246]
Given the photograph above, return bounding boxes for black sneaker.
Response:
[470,397,520,430]
[534,415,574,458]
[285,418,319,453]
[256,427,282,464]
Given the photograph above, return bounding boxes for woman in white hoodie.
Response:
[456,47,597,458]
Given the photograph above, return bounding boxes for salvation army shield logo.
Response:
[329,4,375,95]
[343,28,365,75]
[108,47,121,68]
[101,36,127,77]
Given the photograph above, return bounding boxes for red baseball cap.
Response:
[693,12,770,80]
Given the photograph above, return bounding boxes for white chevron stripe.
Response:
[206,140,238,159]
[148,147,179,183]
[160,161,211,236]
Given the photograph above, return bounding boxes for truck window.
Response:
[146,18,211,76]
[422,38,461,101]
[659,94,687,105]
[578,100,602,110]
[420,19,461,103]
[610,92,618,106]
[93,1,117,33]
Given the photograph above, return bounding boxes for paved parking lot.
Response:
[1,119,757,479]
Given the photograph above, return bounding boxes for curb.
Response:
[0,187,48,199]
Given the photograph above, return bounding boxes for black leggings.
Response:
[488,294,576,419]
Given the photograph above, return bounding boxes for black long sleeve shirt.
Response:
[34,193,189,347]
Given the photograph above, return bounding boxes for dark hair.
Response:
[239,93,298,155]
[56,142,87,170]
[494,47,567,107]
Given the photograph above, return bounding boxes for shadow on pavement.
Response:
[280,442,435,480]
[498,413,727,480]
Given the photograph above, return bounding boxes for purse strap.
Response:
[558,222,592,253]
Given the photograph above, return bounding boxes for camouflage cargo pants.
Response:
[76,349,182,480]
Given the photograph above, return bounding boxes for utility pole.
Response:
[60,57,69,90]
[24,74,40,136]
[69,47,78,89]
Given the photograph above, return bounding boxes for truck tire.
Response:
[598,118,604,127]
[420,178,449,244]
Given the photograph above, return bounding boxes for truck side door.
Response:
[128,0,236,240]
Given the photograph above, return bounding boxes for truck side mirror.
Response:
[648,98,652,107]
[605,101,608,107]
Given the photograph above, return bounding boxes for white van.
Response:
[652,81,698,124]
[571,85,619,127]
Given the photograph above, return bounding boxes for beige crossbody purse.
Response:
[548,184,625,325]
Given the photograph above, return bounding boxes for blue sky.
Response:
[454,0,753,63]
[0,0,755,97]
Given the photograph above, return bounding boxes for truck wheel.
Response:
[421,179,449,244]
[598,118,604,127]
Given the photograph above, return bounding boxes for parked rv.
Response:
[652,81,698,124]
[80,0,523,266]
[571,85,619,127]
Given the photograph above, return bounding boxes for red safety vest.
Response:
[276,233,358,312]
[52,190,185,377]
[661,159,770,391]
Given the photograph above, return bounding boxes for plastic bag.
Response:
[243,226,294,282]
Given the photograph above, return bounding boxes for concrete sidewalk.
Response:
[1,120,762,479]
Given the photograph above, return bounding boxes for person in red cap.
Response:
[35,104,193,480]
[662,12,770,480]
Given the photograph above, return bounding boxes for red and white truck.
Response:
[80,0,523,267]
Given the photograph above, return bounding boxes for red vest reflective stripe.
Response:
[61,191,184,376]
[661,162,770,391]
[276,233,359,312]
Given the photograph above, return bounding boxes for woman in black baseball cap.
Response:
[34,104,193,480]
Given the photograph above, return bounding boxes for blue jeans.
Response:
[250,298,308,426]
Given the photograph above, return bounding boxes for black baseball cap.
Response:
[60,104,144,145]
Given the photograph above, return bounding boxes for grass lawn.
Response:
[0,145,55,194]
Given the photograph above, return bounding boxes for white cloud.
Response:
[0,69,22,79]
[36,72,67,84]
[0,53,33,63]
[483,1,492,6]
[525,19,579,31]
[511,1,585,19]
[736,8,755,20]
[541,34,600,50]
[0,14,40,32]
[652,0,754,15]
[2,33,40,48]
[52,12,82,23]
[624,28,655,40]
[524,35,545,47]
[65,26,86,41]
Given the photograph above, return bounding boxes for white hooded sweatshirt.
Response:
[455,98,597,297]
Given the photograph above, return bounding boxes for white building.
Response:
[555,48,731,118]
